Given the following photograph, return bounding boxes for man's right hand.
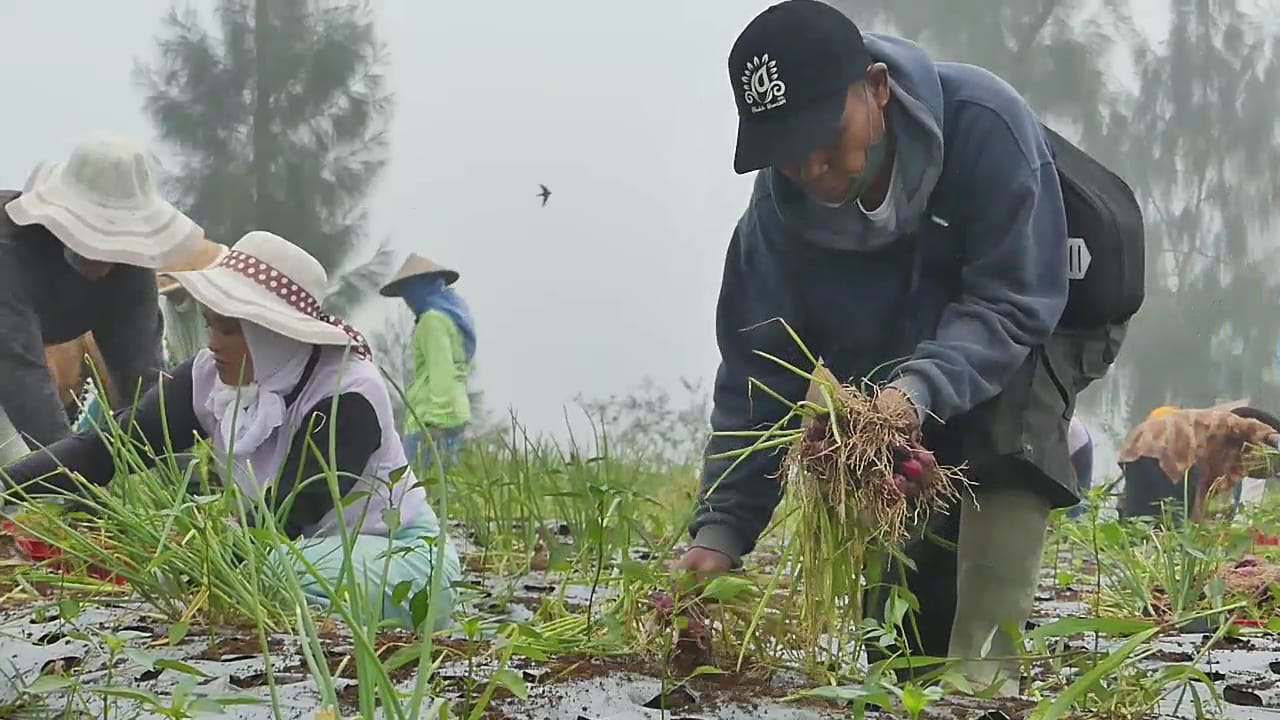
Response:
[674,546,735,581]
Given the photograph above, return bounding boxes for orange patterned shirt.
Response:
[1118,408,1277,492]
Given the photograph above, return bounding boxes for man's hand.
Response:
[674,546,734,582]
[875,387,922,436]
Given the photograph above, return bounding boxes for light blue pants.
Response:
[291,516,462,630]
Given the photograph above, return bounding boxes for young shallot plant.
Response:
[708,320,966,669]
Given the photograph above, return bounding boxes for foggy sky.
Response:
[0,0,1169,441]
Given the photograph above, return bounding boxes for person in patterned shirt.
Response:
[1119,405,1280,521]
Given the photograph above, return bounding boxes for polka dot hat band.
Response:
[218,250,372,360]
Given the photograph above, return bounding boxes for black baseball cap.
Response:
[729,0,872,174]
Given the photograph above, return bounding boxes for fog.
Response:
[0,0,1250,459]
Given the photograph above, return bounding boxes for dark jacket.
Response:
[0,190,165,448]
[691,35,1071,563]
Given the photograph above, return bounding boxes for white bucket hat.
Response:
[4,133,203,269]
[162,231,371,358]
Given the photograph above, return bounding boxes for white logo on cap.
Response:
[742,55,787,113]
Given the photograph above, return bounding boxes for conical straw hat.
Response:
[379,253,459,297]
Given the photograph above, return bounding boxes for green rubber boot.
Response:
[947,485,1051,696]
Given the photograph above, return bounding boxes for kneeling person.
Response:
[2,231,460,628]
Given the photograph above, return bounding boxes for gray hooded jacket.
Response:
[691,35,1069,562]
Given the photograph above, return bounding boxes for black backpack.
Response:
[943,128,1146,503]
[1042,125,1145,331]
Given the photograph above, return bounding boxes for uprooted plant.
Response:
[708,320,967,670]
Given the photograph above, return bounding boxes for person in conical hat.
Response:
[380,253,476,470]
[2,231,461,629]
[0,133,204,458]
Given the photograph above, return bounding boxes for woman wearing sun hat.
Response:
[1,231,461,629]
[0,133,203,459]
[380,254,476,471]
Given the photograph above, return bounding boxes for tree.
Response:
[835,0,1135,150]
[1099,0,1280,424]
[137,0,393,318]
[835,1,1280,431]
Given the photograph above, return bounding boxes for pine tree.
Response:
[137,0,395,320]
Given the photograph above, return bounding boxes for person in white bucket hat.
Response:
[0,133,205,457]
[1,231,461,630]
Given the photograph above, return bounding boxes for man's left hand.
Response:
[875,387,921,437]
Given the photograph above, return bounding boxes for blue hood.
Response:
[754,33,946,251]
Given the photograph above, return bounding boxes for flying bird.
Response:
[537,184,551,207]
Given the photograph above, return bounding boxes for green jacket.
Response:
[406,310,471,430]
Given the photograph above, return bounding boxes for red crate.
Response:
[1,519,126,586]
[1251,529,1280,546]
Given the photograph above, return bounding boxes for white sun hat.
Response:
[156,238,229,296]
[163,230,371,358]
[4,133,203,269]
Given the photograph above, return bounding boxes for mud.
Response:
[6,535,1280,719]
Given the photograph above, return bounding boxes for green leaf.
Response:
[901,684,925,712]
[877,655,948,672]
[517,623,547,641]
[123,647,156,671]
[547,536,572,572]
[684,665,727,681]
[798,684,894,707]
[491,668,528,700]
[698,575,755,603]
[601,611,624,646]
[57,599,82,621]
[23,675,74,694]
[382,507,401,534]
[155,658,212,678]
[410,586,433,629]
[884,591,910,629]
[383,642,426,674]
[1025,617,1155,643]
[187,697,230,715]
[1032,627,1161,720]
[341,491,371,507]
[941,671,974,695]
[391,579,415,607]
[171,676,199,707]
[620,559,657,586]
[200,694,268,707]
[168,620,191,645]
[91,686,165,706]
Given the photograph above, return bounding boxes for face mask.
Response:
[859,167,898,232]
[848,83,890,202]
[815,83,890,209]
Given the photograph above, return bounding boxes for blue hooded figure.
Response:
[380,254,476,471]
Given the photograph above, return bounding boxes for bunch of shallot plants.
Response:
[710,321,966,670]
